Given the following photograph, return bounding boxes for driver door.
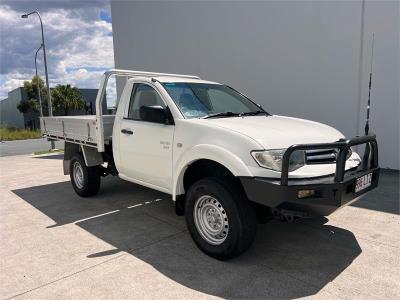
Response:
[119,83,174,191]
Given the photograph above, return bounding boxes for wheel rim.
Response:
[73,161,84,189]
[193,195,229,245]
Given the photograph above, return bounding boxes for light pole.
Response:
[22,10,55,149]
[34,44,43,117]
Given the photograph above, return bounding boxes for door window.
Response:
[127,84,165,120]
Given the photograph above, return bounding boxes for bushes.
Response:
[0,126,42,141]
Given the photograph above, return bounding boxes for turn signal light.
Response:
[298,189,315,199]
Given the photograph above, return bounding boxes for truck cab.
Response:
[41,69,379,260]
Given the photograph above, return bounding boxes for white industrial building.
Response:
[111,0,399,169]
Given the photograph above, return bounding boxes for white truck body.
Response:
[41,70,362,195]
[41,69,379,259]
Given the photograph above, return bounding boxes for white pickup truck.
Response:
[41,69,379,260]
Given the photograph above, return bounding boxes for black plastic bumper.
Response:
[240,134,380,216]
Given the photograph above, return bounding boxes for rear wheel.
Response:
[185,177,257,260]
[70,153,101,197]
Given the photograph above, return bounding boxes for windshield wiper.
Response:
[239,110,269,117]
[202,111,240,119]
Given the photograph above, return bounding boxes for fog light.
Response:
[298,189,315,199]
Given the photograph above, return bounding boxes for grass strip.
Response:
[0,127,42,141]
[33,149,64,155]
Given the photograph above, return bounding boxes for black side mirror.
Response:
[139,105,167,124]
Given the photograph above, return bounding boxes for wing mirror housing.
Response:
[139,105,170,124]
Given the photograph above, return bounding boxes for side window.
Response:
[128,84,165,120]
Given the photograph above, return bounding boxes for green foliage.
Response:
[18,76,86,116]
[24,75,46,100]
[0,126,42,141]
[18,75,48,115]
[17,99,39,113]
[51,84,86,115]
[16,100,32,113]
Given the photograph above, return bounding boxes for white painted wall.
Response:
[111,0,399,169]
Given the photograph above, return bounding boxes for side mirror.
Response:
[139,105,167,124]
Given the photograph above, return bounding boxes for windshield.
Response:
[162,82,267,118]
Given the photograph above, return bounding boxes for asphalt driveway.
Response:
[0,138,63,157]
[0,154,399,299]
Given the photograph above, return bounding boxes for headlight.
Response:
[251,149,305,172]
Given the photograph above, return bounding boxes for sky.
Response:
[0,0,115,104]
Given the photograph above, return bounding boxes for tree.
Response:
[17,99,39,114]
[17,75,48,115]
[51,84,86,116]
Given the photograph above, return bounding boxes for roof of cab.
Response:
[152,76,221,85]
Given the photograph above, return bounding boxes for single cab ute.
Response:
[41,69,380,260]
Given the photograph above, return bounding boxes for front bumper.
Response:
[240,134,380,216]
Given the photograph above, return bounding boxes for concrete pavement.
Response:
[0,138,63,157]
[0,154,399,299]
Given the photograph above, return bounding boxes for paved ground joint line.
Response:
[74,209,121,223]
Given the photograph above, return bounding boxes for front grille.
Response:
[305,149,338,164]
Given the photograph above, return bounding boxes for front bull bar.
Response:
[280,134,379,186]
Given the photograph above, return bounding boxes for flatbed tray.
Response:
[41,115,115,148]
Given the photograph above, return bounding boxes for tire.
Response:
[70,153,101,197]
[185,177,257,260]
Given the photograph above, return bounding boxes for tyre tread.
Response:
[185,176,257,260]
[70,153,100,197]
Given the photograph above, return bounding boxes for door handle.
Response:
[121,128,133,135]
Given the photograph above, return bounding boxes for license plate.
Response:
[354,173,372,193]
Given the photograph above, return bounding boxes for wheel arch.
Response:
[63,142,103,175]
[173,144,252,200]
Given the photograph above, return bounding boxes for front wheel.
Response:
[185,177,257,260]
[70,153,101,197]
